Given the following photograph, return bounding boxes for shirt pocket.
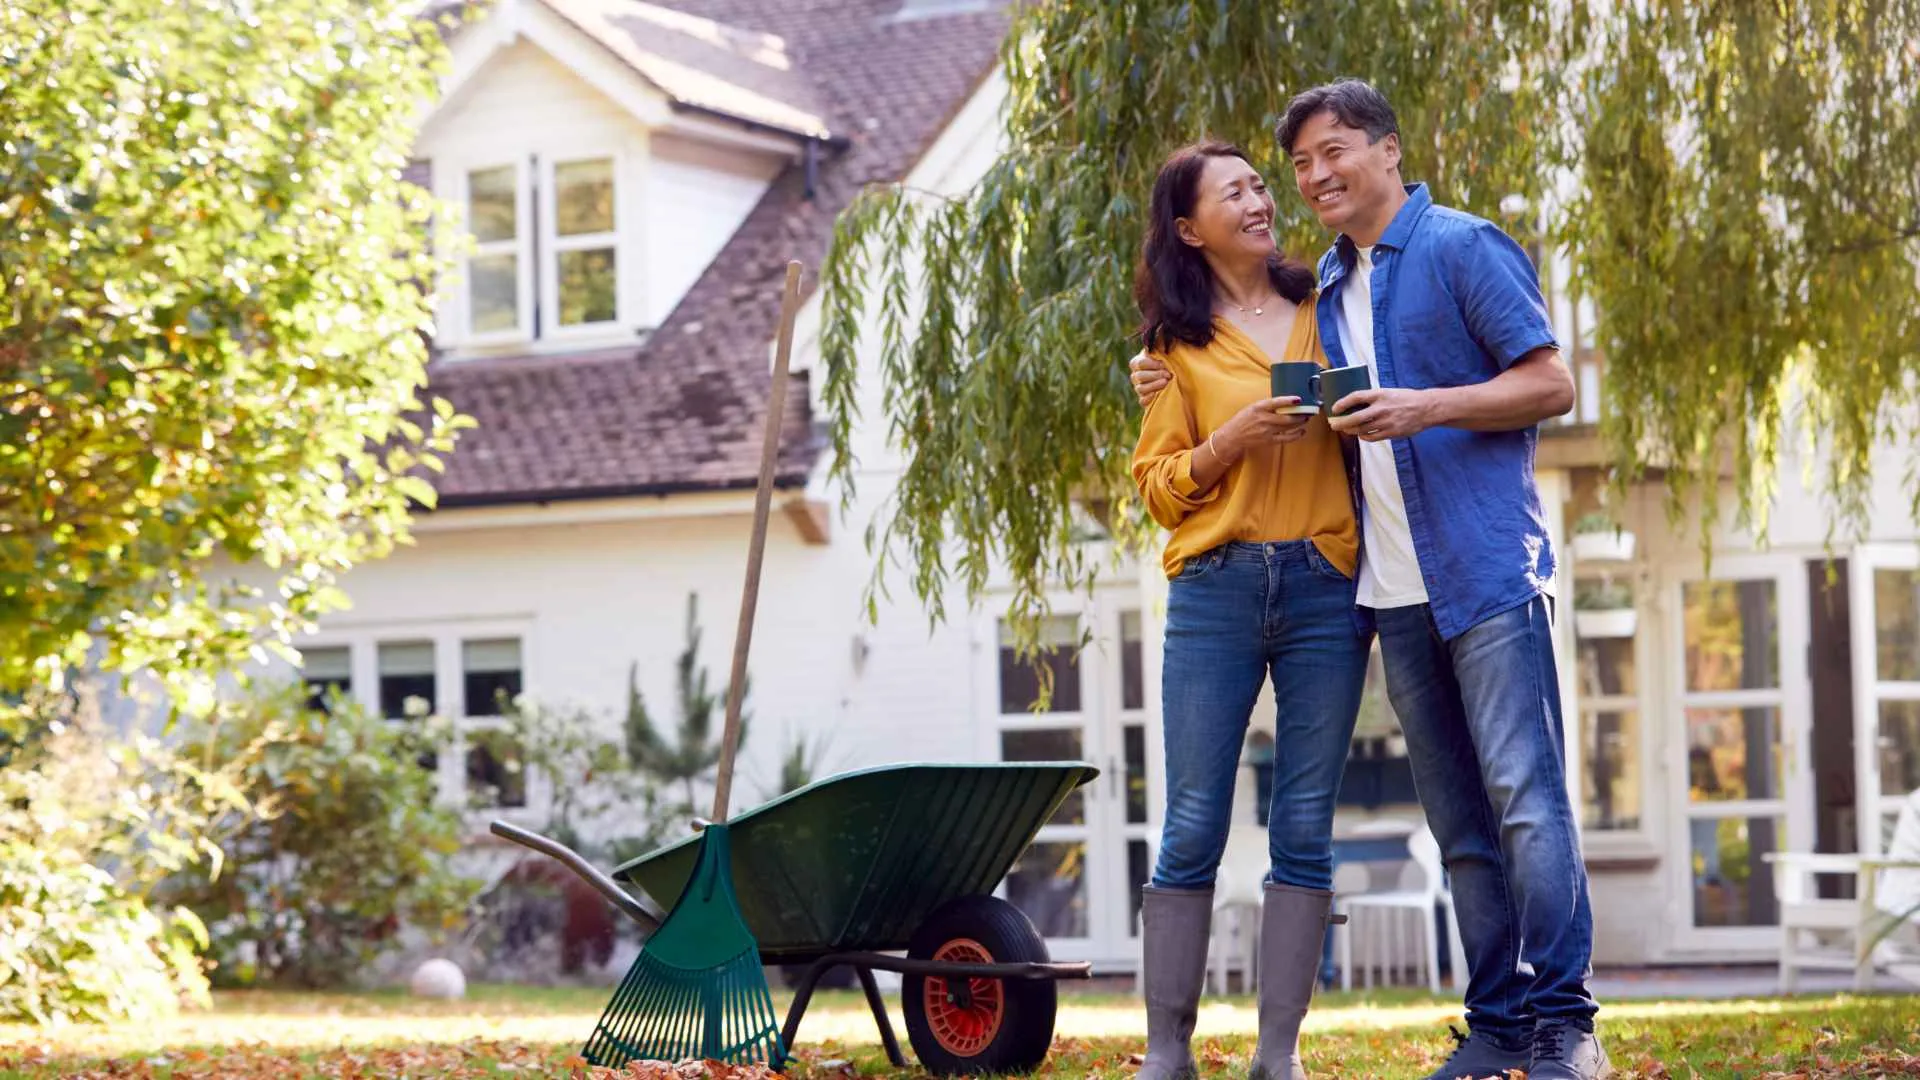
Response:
[1391,304,1490,388]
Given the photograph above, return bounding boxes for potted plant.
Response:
[1574,577,1637,639]
[1571,511,1636,563]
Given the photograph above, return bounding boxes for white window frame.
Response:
[457,157,535,347]
[538,151,624,340]
[292,619,539,820]
[1573,624,1657,853]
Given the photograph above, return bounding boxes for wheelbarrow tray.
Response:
[611,760,1098,961]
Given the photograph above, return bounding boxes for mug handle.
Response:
[1307,370,1323,407]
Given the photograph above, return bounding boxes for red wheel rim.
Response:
[923,938,1004,1056]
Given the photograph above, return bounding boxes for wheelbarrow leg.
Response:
[779,959,908,1070]
[855,965,908,1069]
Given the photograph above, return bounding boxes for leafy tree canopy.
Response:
[819,0,1920,647]
[0,0,468,705]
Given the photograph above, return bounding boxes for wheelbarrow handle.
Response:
[488,820,664,932]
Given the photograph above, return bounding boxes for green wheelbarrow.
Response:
[491,760,1099,1075]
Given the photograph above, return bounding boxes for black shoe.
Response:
[1420,1024,1530,1080]
[1528,1020,1612,1080]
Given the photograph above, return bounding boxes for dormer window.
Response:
[452,153,623,347]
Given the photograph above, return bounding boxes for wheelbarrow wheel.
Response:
[901,894,1056,1076]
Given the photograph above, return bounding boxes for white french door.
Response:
[977,595,1150,967]
[1849,544,1920,854]
[1667,554,1815,952]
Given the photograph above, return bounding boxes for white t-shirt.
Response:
[1337,246,1429,609]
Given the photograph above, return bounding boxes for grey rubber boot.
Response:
[1248,882,1342,1080]
[1138,884,1213,1080]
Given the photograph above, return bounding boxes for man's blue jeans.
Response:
[1154,541,1370,892]
[1374,597,1599,1034]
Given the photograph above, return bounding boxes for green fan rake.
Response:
[582,824,781,1065]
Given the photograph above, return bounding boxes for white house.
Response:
[285,0,1920,974]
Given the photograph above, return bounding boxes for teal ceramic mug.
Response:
[1269,362,1324,415]
[1315,364,1372,417]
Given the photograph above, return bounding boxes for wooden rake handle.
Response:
[711,261,805,824]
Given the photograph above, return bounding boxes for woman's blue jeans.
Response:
[1152,540,1370,892]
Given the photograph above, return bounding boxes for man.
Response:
[1129,79,1607,1080]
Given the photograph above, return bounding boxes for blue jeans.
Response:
[1154,541,1370,892]
[1374,598,1598,1034]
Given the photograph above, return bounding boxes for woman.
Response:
[1130,142,1369,1080]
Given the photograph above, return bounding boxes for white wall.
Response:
[295,498,981,807]
[645,136,785,327]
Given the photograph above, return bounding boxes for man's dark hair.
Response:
[1275,79,1399,155]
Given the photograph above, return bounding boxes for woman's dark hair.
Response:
[1275,78,1399,155]
[1134,141,1314,352]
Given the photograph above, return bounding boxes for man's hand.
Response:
[1326,388,1440,442]
[1129,351,1171,408]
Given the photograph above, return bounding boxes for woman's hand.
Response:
[1212,397,1313,461]
[1129,351,1171,407]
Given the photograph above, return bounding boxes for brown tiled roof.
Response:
[542,0,834,139]
[427,0,1009,507]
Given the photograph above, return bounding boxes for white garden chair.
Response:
[1336,824,1466,992]
[1767,787,1920,991]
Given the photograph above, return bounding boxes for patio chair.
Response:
[1767,787,1920,992]
[1336,824,1466,992]
[1206,823,1270,994]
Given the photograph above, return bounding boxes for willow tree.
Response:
[821,0,1920,645]
[1563,1,1920,540]
[818,1,1563,643]
[0,0,468,706]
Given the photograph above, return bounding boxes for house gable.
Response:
[415,0,1012,509]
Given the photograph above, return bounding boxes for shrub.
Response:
[162,684,479,988]
[0,689,232,1024]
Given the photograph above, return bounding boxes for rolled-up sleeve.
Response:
[1459,222,1559,370]
[1131,363,1220,529]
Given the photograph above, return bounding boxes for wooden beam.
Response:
[782,497,831,545]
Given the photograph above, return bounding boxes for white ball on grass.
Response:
[409,957,467,1000]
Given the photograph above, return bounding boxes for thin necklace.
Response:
[1226,288,1279,317]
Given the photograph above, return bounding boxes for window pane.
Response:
[301,646,351,713]
[1684,580,1779,691]
[1874,568,1920,682]
[470,253,519,333]
[462,638,522,717]
[1880,700,1920,797]
[1577,636,1636,698]
[997,616,1081,713]
[378,641,435,720]
[1123,723,1148,824]
[468,165,517,243]
[554,158,614,236]
[1120,610,1144,711]
[1001,728,1083,823]
[1690,815,1782,927]
[1581,709,1640,830]
[1003,841,1086,938]
[1686,706,1782,801]
[557,248,616,326]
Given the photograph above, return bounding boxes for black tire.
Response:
[900,894,1058,1076]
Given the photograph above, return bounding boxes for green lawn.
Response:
[2,984,1916,1078]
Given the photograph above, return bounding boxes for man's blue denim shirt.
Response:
[1314,184,1560,641]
